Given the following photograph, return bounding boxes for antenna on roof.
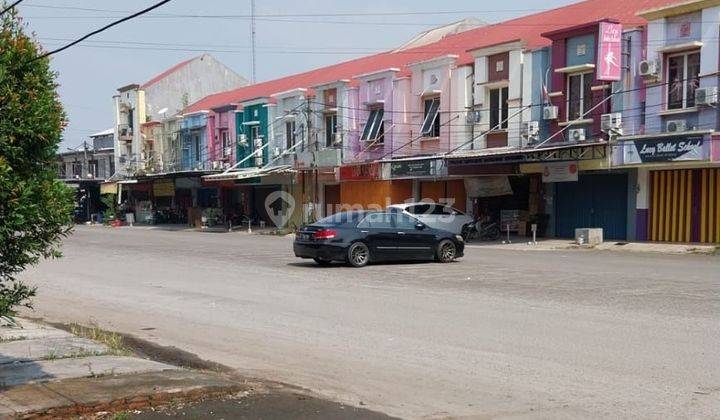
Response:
[250,0,257,84]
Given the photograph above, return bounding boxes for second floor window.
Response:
[88,161,98,178]
[286,121,296,150]
[567,72,593,121]
[421,97,441,137]
[361,108,384,143]
[667,51,700,110]
[193,134,200,161]
[325,113,338,147]
[221,131,230,156]
[72,162,82,177]
[489,87,509,130]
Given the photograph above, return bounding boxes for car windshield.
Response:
[314,211,366,227]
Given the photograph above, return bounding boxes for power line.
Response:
[31,0,174,62]
[38,35,711,54]
[21,4,549,17]
[39,37,392,51]
[0,0,24,17]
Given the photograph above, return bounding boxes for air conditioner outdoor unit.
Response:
[568,128,586,142]
[666,119,687,133]
[522,121,540,139]
[273,147,281,158]
[238,133,248,147]
[638,60,660,78]
[224,146,232,157]
[543,106,559,120]
[695,87,718,106]
[212,160,221,170]
[333,132,343,146]
[601,113,623,134]
[466,110,481,124]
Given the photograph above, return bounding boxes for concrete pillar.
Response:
[544,182,556,238]
[113,95,121,176]
[635,168,650,241]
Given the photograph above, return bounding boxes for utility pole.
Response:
[83,141,91,222]
[250,0,257,84]
[304,97,319,221]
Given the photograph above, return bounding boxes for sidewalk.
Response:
[0,319,242,418]
[0,318,395,419]
[465,237,718,255]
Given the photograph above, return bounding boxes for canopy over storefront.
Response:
[202,165,295,182]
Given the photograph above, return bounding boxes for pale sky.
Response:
[16,0,578,149]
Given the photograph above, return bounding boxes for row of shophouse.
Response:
[103,0,720,244]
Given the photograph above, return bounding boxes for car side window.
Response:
[393,213,420,229]
[357,213,394,229]
[431,205,448,215]
[408,204,431,215]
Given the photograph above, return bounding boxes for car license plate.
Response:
[301,233,312,241]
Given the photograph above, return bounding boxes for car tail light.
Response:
[313,229,337,240]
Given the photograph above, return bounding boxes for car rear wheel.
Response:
[347,242,370,267]
[313,257,332,266]
[437,239,457,263]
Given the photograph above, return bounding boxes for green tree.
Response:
[0,6,74,318]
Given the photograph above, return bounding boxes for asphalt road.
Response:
[19,226,720,419]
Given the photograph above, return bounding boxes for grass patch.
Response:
[111,411,131,420]
[68,322,132,356]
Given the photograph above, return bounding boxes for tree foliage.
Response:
[0,7,74,317]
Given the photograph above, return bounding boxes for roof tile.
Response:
[184,0,680,114]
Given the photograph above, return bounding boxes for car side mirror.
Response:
[415,222,426,230]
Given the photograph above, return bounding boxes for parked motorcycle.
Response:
[461,219,501,241]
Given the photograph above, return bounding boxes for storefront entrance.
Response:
[649,168,719,243]
[419,180,466,212]
[555,174,628,240]
[324,184,341,216]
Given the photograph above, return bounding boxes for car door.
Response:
[393,213,436,260]
[357,212,398,260]
[437,205,470,234]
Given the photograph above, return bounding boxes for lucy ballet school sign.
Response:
[619,134,707,164]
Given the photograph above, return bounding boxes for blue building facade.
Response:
[179,111,209,171]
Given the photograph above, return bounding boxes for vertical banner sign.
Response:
[597,22,622,81]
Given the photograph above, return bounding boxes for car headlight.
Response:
[455,234,464,242]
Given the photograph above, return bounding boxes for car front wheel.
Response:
[347,242,370,267]
[437,239,457,263]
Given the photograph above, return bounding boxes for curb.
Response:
[6,373,246,419]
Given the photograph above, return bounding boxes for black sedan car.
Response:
[294,210,464,267]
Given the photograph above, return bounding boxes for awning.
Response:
[202,165,295,182]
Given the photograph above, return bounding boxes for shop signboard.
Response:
[542,161,579,183]
[339,163,380,181]
[100,182,117,195]
[597,22,622,81]
[153,179,175,197]
[621,134,706,164]
[390,159,446,178]
[464,176,513,197]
